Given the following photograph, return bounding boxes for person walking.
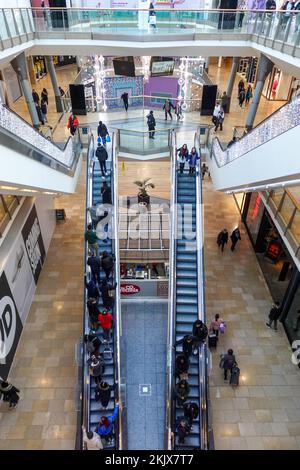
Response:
[217,229,228,252]
[266,301,281,331]
[82,425,103,450]
[35,103,44,126]
[67,113,79,136]
[245,84,253,104]
[87,297,100,331]
[175,100,183,121]
[174,416,191,445]
[99,279,116,310]
[85,224,99,256]
[210,313,224,338]
[230,227,241,251]
[95,381,116,408]
[59,86,65,97]
[32,89,40,105]
[238,88,246,107]
[101,251,114,280]
[220,91,229,113]
[96,143,108,178]
[148,2,157,29]
[41,87,48,105]
[95,403,119,443]
[87,251,101,285]
[237,0,247,27]
[147,110,156,139]
[177,144,189,174]
[238,79,245,95]
[174,379,190,407]
[0,380,20,408]
[97,121,109,146]
[223,349,236,381]
[175,354,190,380]
[121,92,129,111]
[41,98,48,123]
[98,309,113,342]
[188,147,200,176]
[215,107,225,132]
[212,103,221,127]
[175,335,194,358]
[163,99,175,120]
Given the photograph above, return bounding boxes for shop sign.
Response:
[265,240,281,262]
[120,284,141,295]
[21,206,45,285]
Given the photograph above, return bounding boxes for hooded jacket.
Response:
[95,405,119,436]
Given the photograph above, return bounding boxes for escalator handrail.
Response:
[110,129,123,450]
[0,104,78,169]
[165,130,178,450]
[211,95,300,168]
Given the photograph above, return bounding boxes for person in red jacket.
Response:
[98,309,113,342]
[67,113,79,136]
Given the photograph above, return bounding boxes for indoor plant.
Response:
[134,178,155,206]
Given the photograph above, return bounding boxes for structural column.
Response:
[45,55,64,113]
[11,52,40,129]
[246,54,273,131]
[225,56,240,114]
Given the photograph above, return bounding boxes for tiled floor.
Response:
[203,178,300,450]
[121,301,167,450]
[0,160,86,450]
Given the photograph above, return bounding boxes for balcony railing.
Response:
[0,8,300,57]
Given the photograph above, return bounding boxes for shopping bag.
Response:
[106,134,111,143]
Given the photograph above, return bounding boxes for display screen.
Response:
[113,57,136,77]
[151,59,175,77]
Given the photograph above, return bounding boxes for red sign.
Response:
[120,284,141,296]
[266,240,281,261]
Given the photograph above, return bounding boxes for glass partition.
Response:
[0,195,20,237]
[119,127,170,155]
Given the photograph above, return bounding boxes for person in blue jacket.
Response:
[188,147,200,176]
[95,402,119,442]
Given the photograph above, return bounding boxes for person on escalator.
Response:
[95,381,116,408]
[99,279,116,310]
[85,224,100,257]
[188,147,200,176]
[101,251,115,280]
[82,425,103,450]
[177,144,189,174]
[96,143,108,178]
[183,402,199,427]
[98,309,113,342]
[174,379,190,407]
[174,416,191,445]
[192,319,208,353]
[97,121,109,146]
[84,333,101,355]
[88,354,106,382]
[175,354,190,380]
[101,182,112,205]
[175,335,194,358]
[87,297,100,331]
[87,251,101,285]
[84,275,100,301]
[95,402,119,443]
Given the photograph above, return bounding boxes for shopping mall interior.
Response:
[0,0,300,453]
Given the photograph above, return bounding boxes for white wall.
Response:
[0,0,31,7]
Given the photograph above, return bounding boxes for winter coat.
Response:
[95,405,119,436]
[88,356,105,378]
[177,147,189,159]
[68,115,79,129]
[95,383,116,408]
[192,321,208,341]
[217,231,228,245]
[101,187,112,205]
[147,114,156,129]
[97,124,108,138]
[174,416,191,437]
[269,305,282,321]
[101,254,114,272]
[86,334,101,354]
[231,229,241,243]
[96,146,108,162]
[174,382,190,404]
[87,301,99,323]
[87,256,101,274]
[83,429,103,450]
[175,355,190,375]
[98,312,113,330]
[0,382,20,403]
[85,229,98,245]
[188,152,200,167]
[85,279,100,300]
[176,335,194,357]
[223,354,236,370]
[100,282,116,309]
[184,402,199,422]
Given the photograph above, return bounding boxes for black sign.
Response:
[22,206,45,285]
[0,272,23,381]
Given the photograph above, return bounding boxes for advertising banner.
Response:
[0,272,23,381]
[79,0,201,8]
[21,206,46,285]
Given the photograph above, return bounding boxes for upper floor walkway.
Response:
[0,7,300,76]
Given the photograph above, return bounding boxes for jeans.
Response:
[179,163,185,174]
[165,110,172,120]
[102,328,111,341]
[224,367,232,380]
[91,269,101,285]
[99,161,107,177]
[104,268,112,280]
[123,101,128,111]
[149,129,155,138]
[268,319,278,330]
[189,166,196,176]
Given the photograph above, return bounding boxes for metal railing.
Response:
[0,8,300,57]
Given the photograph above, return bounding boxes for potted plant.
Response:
[134,178,155,206]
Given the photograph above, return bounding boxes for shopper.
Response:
[148,2,157,29]
[41,98,48,123]
[238,88,246,107]
[237,0,247,27]
[121,92,129,111]
[210,313,224,338]
[238,79,245,95]
[174,379,190,407]
[175,354,190,380]
[230,227,241,251]
[59,86,65,97]
[188,147,200,176]
[294,0,300,31]
[266,301,282,331]
[32,89,40,105]
[101,182,112,205]
[147,110,156,139]
[99,279,116,310]
[215,107,225,132]
[97,121,109,146]
[175,335,194,358]
[0,380,20,408]
[222,349,236,381]
[84,275,100,301]
[96,143,108,178]
[245,84,253,104]
[201,163,208,180]
[212,103,221,126]
[280,1,295,29]
[217,228,228,252]
[174,416,191,444]
[95,381,116,408]
[87,297,100,331]
[85,332,101,355]
[220,91,229,113]
[192,319,208,352]
[95,403,119,442]
[177,144,189,174]
[88,354,106,381]
[98,308,113,341]
[67,113,79,136]
[87,251,101,285]
[41,87,48,105]
[82,425,103,450]
[175,100,183,121]
[183,402,199,426]
[163,99,175,120]
[227,136,237,148]
[85,224,99,257]
[101,251,114,280]
[36,103,44,125]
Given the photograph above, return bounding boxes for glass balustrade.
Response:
[0,8,299,54]
[0,195,20,237]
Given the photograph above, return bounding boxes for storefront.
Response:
[262,66,295,102]
[238,57,258,85]
[120,262,169,298]
[33,56,47,80]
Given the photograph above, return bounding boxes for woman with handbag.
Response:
[210,313,225,338]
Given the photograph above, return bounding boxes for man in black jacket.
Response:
[97,121,109,145]
[147,111,156,139]
[121,92,129,111]
[87,251,101,285]
[266,302,281,331]
[101,251,114,280]
[96,143,108,177]
[230,227,241,252]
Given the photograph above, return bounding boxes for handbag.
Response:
[219,322,226,334]
[106,134,111,143]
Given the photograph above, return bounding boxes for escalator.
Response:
[166,131,212,451]
[81,131,122,450]
[0,104,82,194]
[209,96,300,193]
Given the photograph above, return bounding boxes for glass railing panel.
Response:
[289,210,300,247]
[3,9,17,37]
[285,13,300,46]
[270,188,285,208]
[0,9,9,40]
[13,9,25,35]
[21,9,31,34]
[280,193,296,226]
